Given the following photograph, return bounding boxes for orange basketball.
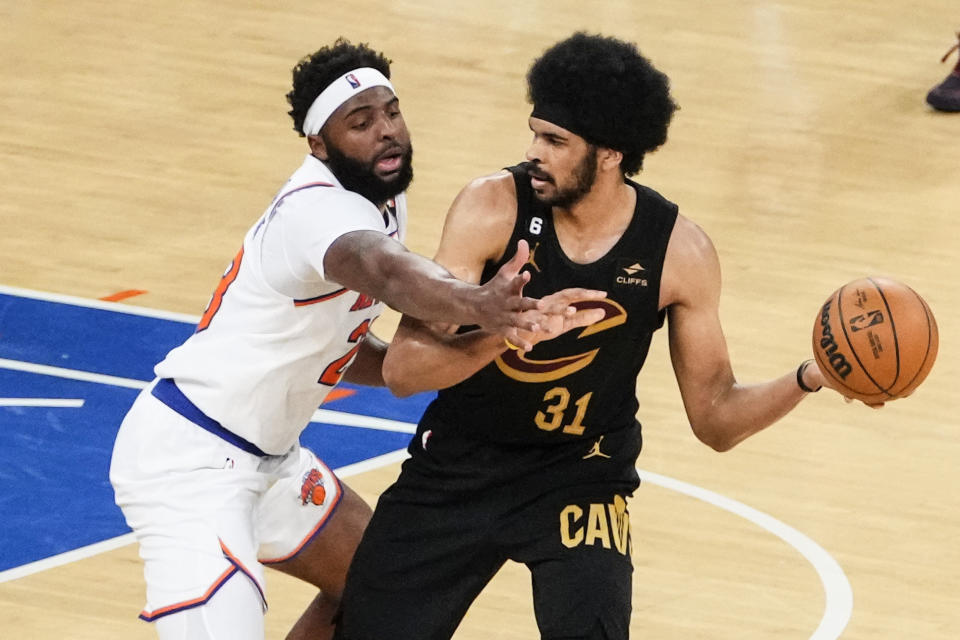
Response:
[812,277,938,403]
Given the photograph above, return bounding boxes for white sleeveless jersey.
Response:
[155,155,406,454]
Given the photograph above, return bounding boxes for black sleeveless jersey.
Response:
[420,163,678,446]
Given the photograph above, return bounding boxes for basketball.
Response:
[813,277,938,403]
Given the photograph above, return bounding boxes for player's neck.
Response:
[552,179,635,264]
[553,176,634,232]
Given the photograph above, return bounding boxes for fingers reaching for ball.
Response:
[841,395,885,409]
[806,358,885,408]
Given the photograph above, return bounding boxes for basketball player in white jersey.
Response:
[109,38,603,640]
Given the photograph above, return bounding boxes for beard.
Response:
[529,147,598,209]
[322,138,414,205]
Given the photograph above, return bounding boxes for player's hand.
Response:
[841,396,885,409]
[810,360,885,409]
[510,288,607,350]
[473,239,543,342]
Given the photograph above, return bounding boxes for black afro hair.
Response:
[527,32,677,175]
[287,38,392,136]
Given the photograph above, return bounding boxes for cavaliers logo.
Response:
[495,298,627,383]
[300,468,327,506]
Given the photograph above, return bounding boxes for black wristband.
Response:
[797,359,822,393]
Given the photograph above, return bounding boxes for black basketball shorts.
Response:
[334,464,638,640]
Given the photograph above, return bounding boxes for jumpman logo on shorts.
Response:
[582,435,611,459]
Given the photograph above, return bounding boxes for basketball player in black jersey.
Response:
[333,33,836,640]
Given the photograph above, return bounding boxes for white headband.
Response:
[302,67,396,136]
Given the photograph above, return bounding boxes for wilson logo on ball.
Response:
[818,300,853,379]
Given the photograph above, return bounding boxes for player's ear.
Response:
[308,134,328,161]
[598,147,622,172]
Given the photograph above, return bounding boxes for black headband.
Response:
[530,102,619,151]
[530,103,590,142]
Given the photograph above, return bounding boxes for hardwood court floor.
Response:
[1,1,958,638]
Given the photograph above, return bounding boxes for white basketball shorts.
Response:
[109,385,342,622]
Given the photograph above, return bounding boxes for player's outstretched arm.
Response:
[380,171,604,397]
[383,288,605,397]
[665,216,827,451]
[324,231,544,343]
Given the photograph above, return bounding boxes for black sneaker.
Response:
[926,32,960,112]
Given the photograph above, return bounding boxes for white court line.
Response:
[0,284,200,323]
[332,448,411,478]
[638,469,852,640]
[311,408,417,434]
[0,358,150,391]
[0,398,84,408]
[0,287,852,638]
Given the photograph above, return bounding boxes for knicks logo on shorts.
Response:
[300,468,327,506]
[559,494,631,555]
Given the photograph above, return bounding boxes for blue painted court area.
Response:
[0,288,433,573]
